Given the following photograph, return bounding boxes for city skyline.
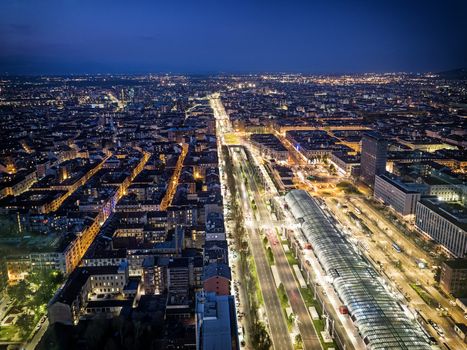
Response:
[0,72,465,350]
[0,1,466,349]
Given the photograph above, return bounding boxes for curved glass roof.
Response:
[285,190,430,350]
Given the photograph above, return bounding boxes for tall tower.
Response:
[360,131,387,187]
[120,88,125,103]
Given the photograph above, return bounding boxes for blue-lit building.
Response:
[195,291,239,350]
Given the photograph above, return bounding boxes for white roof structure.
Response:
[285,190,431,350]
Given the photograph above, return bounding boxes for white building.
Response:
[415,197,467,258]
[374,174,428,217]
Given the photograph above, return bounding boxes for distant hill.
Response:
[437,68,467,80]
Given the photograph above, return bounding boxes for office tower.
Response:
[360,131,388,187]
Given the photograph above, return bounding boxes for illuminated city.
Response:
[0,1,466,350]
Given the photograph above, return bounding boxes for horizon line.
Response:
[0,68,465,78]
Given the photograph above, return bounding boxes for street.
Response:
[236,147,321,350]
[209,92,466,350]
[212,95,292,350]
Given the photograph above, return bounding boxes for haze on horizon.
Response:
[0,0,466,75]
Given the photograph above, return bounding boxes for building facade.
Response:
[415,197,467,258]
[374,173,428,217]
[440,259,467,297]
[360,132,388,187]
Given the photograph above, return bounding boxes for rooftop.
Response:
[285,190,430,350]
[196,292,236,350]
[444,258,467,270]
[418,196,467,230]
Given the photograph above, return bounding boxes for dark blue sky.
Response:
[1,0,466,74]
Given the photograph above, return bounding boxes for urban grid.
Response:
[0,1,467,350]
[0,73,466,350]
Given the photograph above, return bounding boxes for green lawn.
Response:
[0,325,20,341]
[266,247,275,266]
[336,181,361,195]
[312,319,336,348]
[285,251,299,266]
[276,284,294,331]
[248,255,264,306]
[300,288,315,307]
[277,284,289,309]
[410,284,437,307]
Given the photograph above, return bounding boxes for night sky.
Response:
[1,0,466,74]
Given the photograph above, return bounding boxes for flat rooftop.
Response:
[419,197,467,231]
[444,258,467,270]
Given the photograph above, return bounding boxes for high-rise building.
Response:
[360,131,388,187]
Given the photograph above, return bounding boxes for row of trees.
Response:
[7,269,64,338]
[222,146,272,350]
[8,270,64,305]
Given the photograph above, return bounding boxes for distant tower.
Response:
[360,131,388,187]
[128,88,135,103]
[120,88,125,103]
[109,113,116,132]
